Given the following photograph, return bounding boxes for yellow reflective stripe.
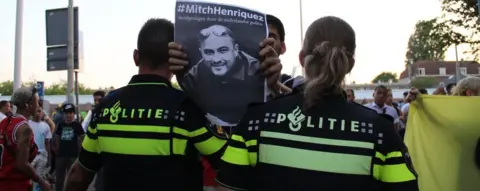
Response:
[82,136,100,153]
[190,127,208,137]
[221,146,250,165]
[98,137,186,155]
[195,137,226,155]
[231,134,245,142]
[173,138,188,155]
[373,164,416,182]
[249,152,257,166]
[245,140,257,147]
[259,144,371,175]
[97,124,189,137]
[375,151,403,161]
[88,126,97,134]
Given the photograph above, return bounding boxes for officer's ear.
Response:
[133,49,140,67]
[298,51,305,67]
[280,42,286,55]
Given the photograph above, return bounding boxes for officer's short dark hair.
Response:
[267,14,285,42]
[93,90,106,98]
[346,89,355,97]
[136,18,174,69]
[374,85,387,91]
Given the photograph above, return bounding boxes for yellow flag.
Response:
[405,95,480,191]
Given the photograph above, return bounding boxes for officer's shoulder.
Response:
[349,102,377,114]
[247,93,301,111]
[349,102,393,124]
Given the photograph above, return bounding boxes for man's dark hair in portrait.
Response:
[181,24,264,125]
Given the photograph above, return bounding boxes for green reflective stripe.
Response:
[259,144,372,175]
[246,140,257,147]
[128,82,167,86]
[190,127,208,137]
[195,137,226,155]
[222,146,250,165]
[249,152,257,166]
[375,151,403,161]
[373,164,416,182]
[261,131,374,149]
[231,134,245,142]
[97,124,190,137]
[82,136,100,153]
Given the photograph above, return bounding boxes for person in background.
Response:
[82,90,106,132]
[266,14,305,92]
[433,86,447,95]
[0,100,12,122]
[446,83,456,95]
[386,89,404,130]
[364,85,400,126]
[345,88,355,102]
[401,88,427,122]
[53,103,84,191]
[0,87,51,191]
[29,107,53,190]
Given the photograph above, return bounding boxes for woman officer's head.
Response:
[299,16,356,109]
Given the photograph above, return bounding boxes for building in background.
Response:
[398,60,480,85]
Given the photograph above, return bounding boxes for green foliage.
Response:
[410,77,439,89]
[406,18,452,64]
[372,72,398,83]
[436,0,480,60]
[0,80,96,96]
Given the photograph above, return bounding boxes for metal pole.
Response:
[455,44,460,83]
[299,0,305,76]
[299,0,304,45]
[66,0,75,103]
[478,0,480,17]
[13,0,24,91]
[74,71,80,122]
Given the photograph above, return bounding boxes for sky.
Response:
[0,0,462,89]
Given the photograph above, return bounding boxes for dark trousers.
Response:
[55,157,75,191]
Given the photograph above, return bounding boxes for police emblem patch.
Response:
[206,122,228,139]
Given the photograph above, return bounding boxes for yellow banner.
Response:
[405,95,480,191]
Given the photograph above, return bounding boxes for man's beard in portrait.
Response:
[208,59,232,76]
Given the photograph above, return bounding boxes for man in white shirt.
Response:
[364,85,400,125]
[82,91,106,132]
[29,107,52,179]
[0,100,12,122]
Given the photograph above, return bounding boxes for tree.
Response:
[405,18,452,63]
[0,80,97,96]
[434,0,479,59]
[372,72,398,83]
[410,77,439,89]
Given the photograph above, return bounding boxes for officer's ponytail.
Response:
[301,16,356,110]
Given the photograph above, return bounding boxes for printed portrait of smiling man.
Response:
[181,24,263,126]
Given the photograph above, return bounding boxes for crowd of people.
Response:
[0,12,479,191]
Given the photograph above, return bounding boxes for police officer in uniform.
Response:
[63,18,228,191]
[216,16,419,191]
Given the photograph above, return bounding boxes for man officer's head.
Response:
[198,25,239,76]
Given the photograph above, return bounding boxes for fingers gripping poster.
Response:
[174,0,268,127]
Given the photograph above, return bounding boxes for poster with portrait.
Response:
[174,0,268,127]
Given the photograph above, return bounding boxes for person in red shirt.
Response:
[0,86,51,191]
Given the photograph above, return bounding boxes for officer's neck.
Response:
[137,66,172,81]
